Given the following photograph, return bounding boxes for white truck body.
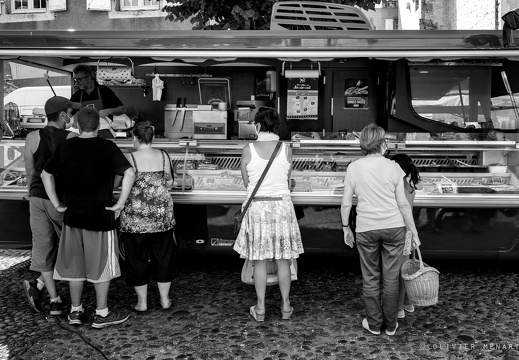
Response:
[4,86,72,129]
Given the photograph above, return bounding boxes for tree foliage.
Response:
[163,0,381,30]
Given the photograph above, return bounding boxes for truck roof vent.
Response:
[270,1,374,31]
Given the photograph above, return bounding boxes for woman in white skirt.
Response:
[233,107,304,322]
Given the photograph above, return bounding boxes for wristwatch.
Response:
[342,224,349,228]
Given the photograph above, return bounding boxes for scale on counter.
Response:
[235,100,273,139]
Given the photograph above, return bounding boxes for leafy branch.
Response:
[163,0,381,30]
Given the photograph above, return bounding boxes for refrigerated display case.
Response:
[2,133,519,259]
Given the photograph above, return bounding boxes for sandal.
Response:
[249,305,265,322]
[281,306,293,320]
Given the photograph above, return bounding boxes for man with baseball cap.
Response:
[22,96,81,315]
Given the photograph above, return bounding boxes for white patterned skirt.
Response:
[233,194,304,260]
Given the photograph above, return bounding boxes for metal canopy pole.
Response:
[0,60,4,136]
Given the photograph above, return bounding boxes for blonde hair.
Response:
[359,123,386,155]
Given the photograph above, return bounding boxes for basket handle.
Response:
[411,247,424,269]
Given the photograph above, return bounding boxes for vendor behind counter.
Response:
[70,65,126,138]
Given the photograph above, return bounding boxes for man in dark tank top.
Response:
[22,96,80,315]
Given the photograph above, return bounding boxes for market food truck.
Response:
[1,23,519,258]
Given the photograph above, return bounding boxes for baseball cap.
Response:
[45,96,82,116]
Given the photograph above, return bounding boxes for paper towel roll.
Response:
[284,70,320,78]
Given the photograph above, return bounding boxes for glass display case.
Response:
[2,133,519,259]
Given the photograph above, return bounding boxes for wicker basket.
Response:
[401,248,440,307]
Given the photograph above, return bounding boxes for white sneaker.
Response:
[403,304,415,313]
[397,310,405,319]
[385,322,399,336]
[362,318,380,335]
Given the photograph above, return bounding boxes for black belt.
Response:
[252,197,282,202]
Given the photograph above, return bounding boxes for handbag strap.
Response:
[240,141,282,219]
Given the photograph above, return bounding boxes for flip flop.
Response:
[249,305,265,322]
[281,306,293,320]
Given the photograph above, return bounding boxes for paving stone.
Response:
[0,250,518,359]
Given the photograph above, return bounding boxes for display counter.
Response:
[2,133,519,259]
[3,134,519,207]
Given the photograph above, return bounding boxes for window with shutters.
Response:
[12,0,47,13]
[121,0,160,10]
[86,0,111,11]
[48,0,66,11]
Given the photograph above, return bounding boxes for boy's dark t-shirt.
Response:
[44,137,131,231]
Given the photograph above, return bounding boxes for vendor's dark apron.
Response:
[80,87,114,138]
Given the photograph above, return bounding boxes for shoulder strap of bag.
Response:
[129,152,138,172]
[240,141,282,219]
[160,149,174,181]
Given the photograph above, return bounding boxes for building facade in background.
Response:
[421,0,514,30]
[365,0,513,30]
[0,1,514,31]
[0,0,191,30]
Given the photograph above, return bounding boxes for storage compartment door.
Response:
[332,70,377,132]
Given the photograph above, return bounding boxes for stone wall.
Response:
[456,0,496,29]
[423,0,500,30]
[363,7,399,30]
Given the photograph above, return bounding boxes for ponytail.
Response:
[132,120,155,144]
[391,153,421,189]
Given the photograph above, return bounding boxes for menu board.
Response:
[344,78,369,109]
[286,77,318,120]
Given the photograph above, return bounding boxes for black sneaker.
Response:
[92,310,130,329]
[68,310,84,325]
[22,280,43,313]
[49,301,63,316]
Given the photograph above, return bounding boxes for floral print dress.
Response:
[119,151,174,233]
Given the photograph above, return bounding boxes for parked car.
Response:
[3,86,72,129]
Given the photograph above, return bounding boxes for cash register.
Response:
[234,100,273,139]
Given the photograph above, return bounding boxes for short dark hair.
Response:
[132,120,155,144]
[254,107,279,134]
[73,64,94,78]
[77,107,100,132]
[359,123,385,155]
[46,110,64,123]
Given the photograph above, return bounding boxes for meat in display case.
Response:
[3,133,519,259]
[0,140,27,199]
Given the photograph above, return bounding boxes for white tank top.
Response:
[246,142,290,197]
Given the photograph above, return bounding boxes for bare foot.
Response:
[160,298,172,310]
[134,303,147,312]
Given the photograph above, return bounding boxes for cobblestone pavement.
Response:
[0,248,519,360]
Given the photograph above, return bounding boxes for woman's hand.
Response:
[165,172,174,189]
[412,231,421,249]
[55,204,67,213]
[106,202,125,219]
[343,227,355,248]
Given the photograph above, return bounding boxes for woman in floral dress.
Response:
[233,108,304,322]
[119,121,175,311]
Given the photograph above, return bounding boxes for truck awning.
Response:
[0,29,517,63]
